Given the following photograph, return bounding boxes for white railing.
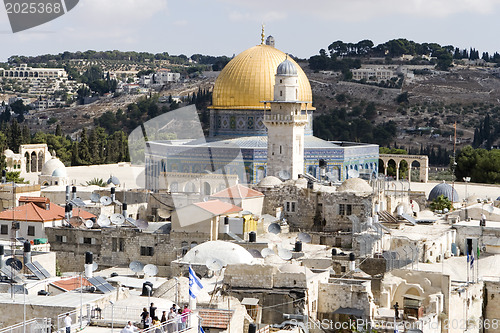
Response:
[56,305,91,332]
[0,318,51,333]
[142,313,193,333]
[100,305,145,323]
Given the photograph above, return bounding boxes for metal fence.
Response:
[0,318,51,333]
[56,305,91,333]
[100,305,145,324]
[142,313,193,333]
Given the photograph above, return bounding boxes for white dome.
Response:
[182,241,255,266]
[337,178,372,193]
[51,168,67,177]
[4,149,14,157]
[41,157,65,176]
[258,176,282,187]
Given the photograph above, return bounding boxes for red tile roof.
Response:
[19,196,50,204]
[198,309,233,329]
[0,202,95,223]
[193,200,242,216]
[50,276,92,292]
[211,184,264,199]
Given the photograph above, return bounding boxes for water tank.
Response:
[332,248,337,256]
[248,232,256,243]
[110,272,118,277]
[294,241,302,252]
[23,242,31,253]
[142,281,154,296]
[248,323,256,333]
[85,251,93,265]
[349,253,355,262]
[0,244,3,255]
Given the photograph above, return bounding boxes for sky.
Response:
[1,0,500,61]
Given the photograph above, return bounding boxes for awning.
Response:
[333,307,364,317]
[403,294,426,301]
[241,298,259,306]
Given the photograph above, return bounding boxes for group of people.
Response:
[138,303,192,333]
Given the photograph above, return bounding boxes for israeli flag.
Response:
[189,266,203,299]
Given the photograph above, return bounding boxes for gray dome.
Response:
[51,168,67,177]
[428,182,459,202]
[276,58,297,76]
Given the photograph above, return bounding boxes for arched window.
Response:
[30,152,37,173]
[38,151,44,171]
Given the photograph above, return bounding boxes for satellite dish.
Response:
[485,205,495,213]
[100,196,113,206]
[97,214,111,227]
[278,248,293,261]
[129,261,145,273]
[85,220,94,228]
[110,214,125,225]
[143,264,158,276]
[107,176,121,186]
[278,170,291,181]
[268,223,281,234]
[206,258,225,271]
[347,169,360,179]
[261,248,275,258]
[90,192,101,203]
[298,232,312,243]
[6,258,23,271]
[92,262,98,272]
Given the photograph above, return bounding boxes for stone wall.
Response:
[255,183,373,233]
[317,278,375,320]
[484,280,500,333]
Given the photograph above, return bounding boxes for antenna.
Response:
[100,196,112,206]
[6,258,22,271]
[298,232,312,243]
[97,214,111,227]
[129,261,145,273]
[268,223,281,234]
[261,248,275,258]
[107,176,121,186]
[277,247,293,261]
[143,264,158,277]
[110,214,125,226]
[90,193,101,203]
[85,220,94,229]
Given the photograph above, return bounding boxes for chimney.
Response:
[45,203,50,210]
[110,187,116,202]
[72,186,77,200]
[0,245,4,269]
[65,186,70,202]
[23,242,31,265]
[122,203,127,218]
[84,251,93,278]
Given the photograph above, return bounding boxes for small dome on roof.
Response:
[337,178,372,193]
[4,149,14,156]
[277,58,298,76]
[294,178,308,188]
[182,240,255,266]
[41,157,65,176]
[258,176,282,187]
[428,181,459,202]
[51,168,67,177]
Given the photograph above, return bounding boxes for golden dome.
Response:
[211,44,314,110]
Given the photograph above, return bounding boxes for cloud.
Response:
[219,0,500,21]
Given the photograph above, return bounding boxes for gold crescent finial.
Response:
[261,23,265,44]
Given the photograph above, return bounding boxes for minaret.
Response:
[264,57,309,180]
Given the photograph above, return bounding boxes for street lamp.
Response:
[109,300,115,333]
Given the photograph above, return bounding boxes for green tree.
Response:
[430,195,452,211]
